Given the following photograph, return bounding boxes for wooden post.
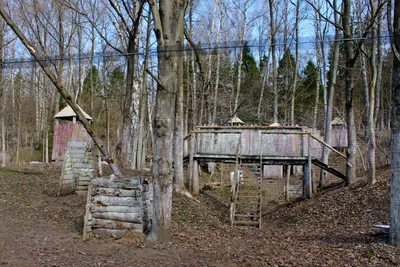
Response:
[192,132,199,195]
[188,133,195,192]
[192,160,199,195]
[311,168,317,195]
[303,134,312,199]
[220,164,223,189]
[285,165,290,201]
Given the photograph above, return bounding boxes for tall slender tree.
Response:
[390,0,400,247]
[148,0,187,242]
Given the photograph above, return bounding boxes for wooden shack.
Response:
[331,117,347,149]
[52,105,92,161]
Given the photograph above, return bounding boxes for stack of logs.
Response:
[83,176,153,240]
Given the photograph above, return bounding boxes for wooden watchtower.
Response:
[52,105,93,161]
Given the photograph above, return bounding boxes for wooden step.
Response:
[237,195,259,198]
[233,220,260,226]
[234,214,259,218]
[236,201,259,204]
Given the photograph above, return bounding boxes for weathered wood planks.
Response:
[83,176,153,240]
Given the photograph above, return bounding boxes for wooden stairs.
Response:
[312,158,346,180]
[228,132,346,229]
[231,159,263,228]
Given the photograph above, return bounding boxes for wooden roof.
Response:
[54,105,92,120]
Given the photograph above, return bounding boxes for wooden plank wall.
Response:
[185,127,325,159]
[52,121,92,161]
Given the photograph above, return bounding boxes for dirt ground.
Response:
[0,163,399,266]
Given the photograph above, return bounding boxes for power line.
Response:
[0,34,393,67]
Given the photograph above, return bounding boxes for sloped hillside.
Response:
[0,163,399,266]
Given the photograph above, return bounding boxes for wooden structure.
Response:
[331,117,347,149]
[83,176,153,240]
[58,141,94,196]
[52,105,92,161]
[228,116,245,126]
[184,126,346,228]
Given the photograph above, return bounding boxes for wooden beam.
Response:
[197,125,304,130]
[261,131,309,135]
[190,130,242,134]
[310,134,347,159]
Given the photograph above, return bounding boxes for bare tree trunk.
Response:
[319,0,339,187]
[174,28,185,192]
[122,37,140,169]
[205,1,217,125]
[185,53,190,134]
[258,48,271,120]
[120,3,143,169]
[0,19,5,168]
[233,0,249,114]
[269,0,278,123]
[367,0,378,185]
[189,0,197,129]
[290,0,300,126]
[343,0,357,184]
[212,1,224,125]
[390,0,400,246]
[375,1,383,129]
[361,53,370,130]
[313,0,323,130]
[149,0,187,242]
[173,8,185,192]
[137,11,152,170]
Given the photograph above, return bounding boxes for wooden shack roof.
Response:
[331,117,345,125]
[228,116,244,124]
[54,105,92,120]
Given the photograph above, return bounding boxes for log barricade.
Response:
[83,176,153,240]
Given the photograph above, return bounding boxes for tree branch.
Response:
[147,0,164,45]
[0,6,122,177]
[306,0,344,31]
[146,68,167,91]
[184,28,204,77]
[387,0,400,61]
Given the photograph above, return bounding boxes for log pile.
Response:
[83,176,153,240]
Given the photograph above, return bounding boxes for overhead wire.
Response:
[0,33,393,67]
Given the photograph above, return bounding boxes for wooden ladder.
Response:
[231,137,262,228]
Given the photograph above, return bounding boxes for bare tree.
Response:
[310,0,340,187]
[212,0,224,124]
[148,0,187,242]
[233,0,249,114]
[389,0,400,247]
[0,16,5,168]
[0,5,122,176]
[290,0,300,126]
[269,0,278,123]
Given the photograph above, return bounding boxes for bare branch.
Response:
[146,68,167,91]
[184,28,204,78]
[147,0,164,45]
[0,6,122,177]
[65,3,124,54]
[306,0,343,31]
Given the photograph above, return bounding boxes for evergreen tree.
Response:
[235,42,261,123]
[82,66,103,98]
[296,60,319,123]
